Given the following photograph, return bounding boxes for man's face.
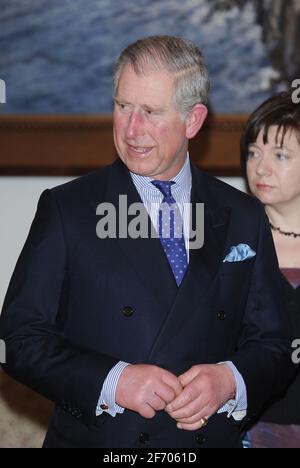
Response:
[113,64,190,180]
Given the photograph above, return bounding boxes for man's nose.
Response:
[125,111,145,139]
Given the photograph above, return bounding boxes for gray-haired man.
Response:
[0,36,293,448]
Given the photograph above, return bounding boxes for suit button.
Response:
[139,432,150,444]
[196,433,206,445]
[217,311,227,320]
[123,306,134,317]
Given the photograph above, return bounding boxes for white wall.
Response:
[0,175,247,311]
[0,177,74,310]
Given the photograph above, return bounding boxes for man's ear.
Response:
[185,104,208,139]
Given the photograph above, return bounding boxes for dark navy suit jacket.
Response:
[0,159,293,448]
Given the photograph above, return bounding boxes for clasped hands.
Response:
[115,363,236,431]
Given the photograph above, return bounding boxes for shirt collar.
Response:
[130,153,191,195]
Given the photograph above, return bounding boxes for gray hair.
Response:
[113,35,211,118]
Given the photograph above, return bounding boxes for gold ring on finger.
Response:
[200,416,209,427]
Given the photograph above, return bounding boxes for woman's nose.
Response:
[256,157,272,176]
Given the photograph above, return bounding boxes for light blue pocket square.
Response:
[223,244,256,263]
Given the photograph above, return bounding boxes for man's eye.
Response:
[145,109,161,117]
[117,103,130,111]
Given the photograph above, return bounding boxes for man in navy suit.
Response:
[0,36,294,448]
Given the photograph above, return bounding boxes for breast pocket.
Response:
[221,257,255,277]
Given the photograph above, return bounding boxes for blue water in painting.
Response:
[0,0,286,114]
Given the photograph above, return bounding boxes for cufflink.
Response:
[100,403,109,410]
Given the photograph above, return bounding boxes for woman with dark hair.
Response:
[241,91,300,448]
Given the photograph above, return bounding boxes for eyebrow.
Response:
[272,144,292,151]
[247,143,261,150]
[248,142,292,152]
[113,98,131,105]
[142,104,165,112]
[114,98,165,112]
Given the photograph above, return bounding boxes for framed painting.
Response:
[0,0,298,174]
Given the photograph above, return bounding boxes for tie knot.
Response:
[151,180,175,203]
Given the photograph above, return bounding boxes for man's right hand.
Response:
[115,364,183,419]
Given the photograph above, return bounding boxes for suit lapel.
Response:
[148,165,231,360]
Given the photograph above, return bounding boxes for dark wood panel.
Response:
[0,115,248,176]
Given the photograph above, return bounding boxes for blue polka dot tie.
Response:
[151,180,188,286]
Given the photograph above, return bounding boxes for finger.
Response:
[177,418,209,432]
[162,372,183,398]
[175,407,211,425]
[154,384,176,406]
[167,398,201,420]
[146,392,167,411]
[165,386,196,414]
[178,366,202,387]
[139,403,156,419]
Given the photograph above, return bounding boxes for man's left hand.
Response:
[165,364,236,431]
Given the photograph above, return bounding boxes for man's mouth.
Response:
[128,144,153,155]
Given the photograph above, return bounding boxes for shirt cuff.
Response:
[217,361,248,421]
[96,361,130,417]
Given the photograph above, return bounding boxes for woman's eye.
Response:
[276,153,287,161]
[247,150,259,159]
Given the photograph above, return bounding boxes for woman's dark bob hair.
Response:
[240,91,300,176]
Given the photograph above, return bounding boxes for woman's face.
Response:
[246,126,300,207]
